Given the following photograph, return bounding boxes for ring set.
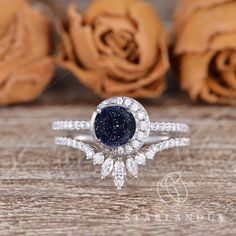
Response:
[52,97,190,190]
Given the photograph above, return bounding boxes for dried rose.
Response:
[175,0,236,105]
[0,0,54,105]
[58,0,169,98]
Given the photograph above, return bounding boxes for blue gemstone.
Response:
[94,106,136,148]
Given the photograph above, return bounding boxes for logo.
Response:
[156,172,188,208]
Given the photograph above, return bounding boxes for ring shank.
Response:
[52,120,189,134]
[72,134,170,144]
[54,136,190,158]
[53,120,190,154]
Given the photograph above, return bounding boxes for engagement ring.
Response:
[52,97,190,190]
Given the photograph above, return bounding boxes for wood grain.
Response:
[0,84,235,235]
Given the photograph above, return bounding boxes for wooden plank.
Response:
[0,92,235,235]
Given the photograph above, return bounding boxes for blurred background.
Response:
[47,0,179,21]
[43,0,181,105]
[1,0,235,106]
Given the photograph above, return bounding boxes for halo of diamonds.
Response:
[91,97,150,155]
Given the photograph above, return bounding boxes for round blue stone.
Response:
[94,106,136,148]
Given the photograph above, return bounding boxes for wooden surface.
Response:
[0,79,236,236]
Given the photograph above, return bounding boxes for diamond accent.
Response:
[126,157,138,177]
[139,121,149,130]
[146,149,155,160]
[135,153,146,165]
[132,140,140,149]
[93,153,104,165]
[124,98,132,107]
[117,147,125,155]
[136,132,145,141]
[85,148,95,159]
[116,97,123,105]
[137,112,145,120]
[130,103,139,112]
[125,145,133,153]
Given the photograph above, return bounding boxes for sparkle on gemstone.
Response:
[146,149,155,159]
[137,112,145,120]
[130,103,139,112]
[139,121,148,130]
[132,140,140,149]
[94,106,136,148]
[135,153,146,165]
[136,131,145,140]
[124,99,132,107]
[93,153,104,165]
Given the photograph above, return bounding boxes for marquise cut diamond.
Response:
[126,158,138,177]
[113,160,126,190]
[101,157,114,178]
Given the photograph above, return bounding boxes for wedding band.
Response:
[52,97,190,190]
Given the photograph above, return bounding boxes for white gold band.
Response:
[52,120,189,134]
[52,121,91,131]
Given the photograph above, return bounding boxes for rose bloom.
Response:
[58,0,169,98]
[175,0,236,105]
[0,0,54,105]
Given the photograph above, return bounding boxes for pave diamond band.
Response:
[150,122,189,133]
[52,96,190,190]
[52,121,91,131]
[52,120,189,134]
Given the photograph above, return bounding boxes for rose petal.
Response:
[215,50,236,71]
[84,0,138,24]
[102,32,168,97]
[211,32,236,51]
[95,15,136,33]
[175,0,236,105]
[180,52,215,99]
[0,58,54,105]
[68,5,101,71]
[207,77,236,98]
[0,0,54,105]
[175,0,232,32]
[59,0,168,99]
[214,50,236,89]
[102,0,167,77]
[93,24,113,56]
[175,1,236,54]
[129,1,164,70]
[59,61,104,94]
